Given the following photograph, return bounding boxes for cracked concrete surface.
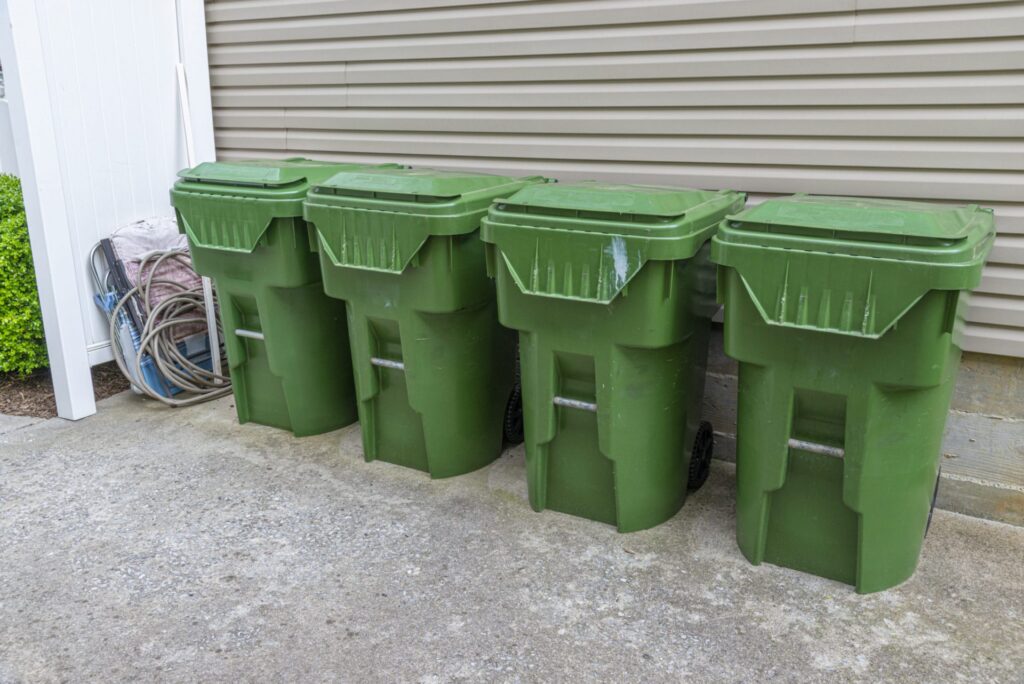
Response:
[0,414,41,436]
[1,393,1022,682]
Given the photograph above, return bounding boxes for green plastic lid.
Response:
[178,158,366,190]
[725,194,989,247]
[310,167,535,202]
[497,180,723,223]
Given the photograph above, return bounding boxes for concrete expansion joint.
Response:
[941,470,1024,495]
[948,408,1023,424]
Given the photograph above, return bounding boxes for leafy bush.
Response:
[0,174,47,375]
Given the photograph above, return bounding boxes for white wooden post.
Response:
[0,0,96,419]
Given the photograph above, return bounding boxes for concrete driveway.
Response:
[1,393,1022,682]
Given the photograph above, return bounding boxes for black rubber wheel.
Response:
[503,385,524,445]
[688,421,714,491]
[925,467,941,536]
[503,345,524,445]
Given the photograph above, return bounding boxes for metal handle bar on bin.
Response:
[234,328,265,341]
[553,396,597,413]
[787,438,845,459]
[371,357,405,371]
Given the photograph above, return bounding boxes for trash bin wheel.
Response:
[503,346,525,445]
[926,467,941,536]
[688,421,714,491]
[503,384,524,445]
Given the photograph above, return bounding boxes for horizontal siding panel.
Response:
[222,128,286,148]
[989,235,1024,266]
[990,204,1024,235]
[208,0,1024,357]
[967,294,1024,328]
[962,323,1024,357]
[858,0,1008,8]
[229,129,1024,172]
[215,107,286,129]
[212,107,1024,139]
[852,4,1024,42]
[209,39,1024,87]
[206,0,515,24]
[349,40,1024,84]
[977,264,1024,297]
[211,75,1024,110]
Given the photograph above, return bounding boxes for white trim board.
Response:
[87,342,115,367]
[176,0,216,163]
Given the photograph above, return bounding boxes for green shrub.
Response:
[0,174,47,375]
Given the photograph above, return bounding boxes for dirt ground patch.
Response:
[0,362,129,418]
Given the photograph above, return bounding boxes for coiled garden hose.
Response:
[109,249,232,407]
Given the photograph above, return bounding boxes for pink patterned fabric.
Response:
[110,217,207,340]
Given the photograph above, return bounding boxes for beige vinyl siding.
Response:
[205,0,1024,357]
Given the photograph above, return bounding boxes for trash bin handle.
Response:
[371,357,406,371]
[553,395,597,413]
[788,438,844,459]
[234,328,265,341]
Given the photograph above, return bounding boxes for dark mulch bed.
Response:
[0,362,131,418]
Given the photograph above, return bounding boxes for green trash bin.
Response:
[482,182,745,532]
[712,195,995,593]
[171,158,397,437]
[303,167,545,478]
